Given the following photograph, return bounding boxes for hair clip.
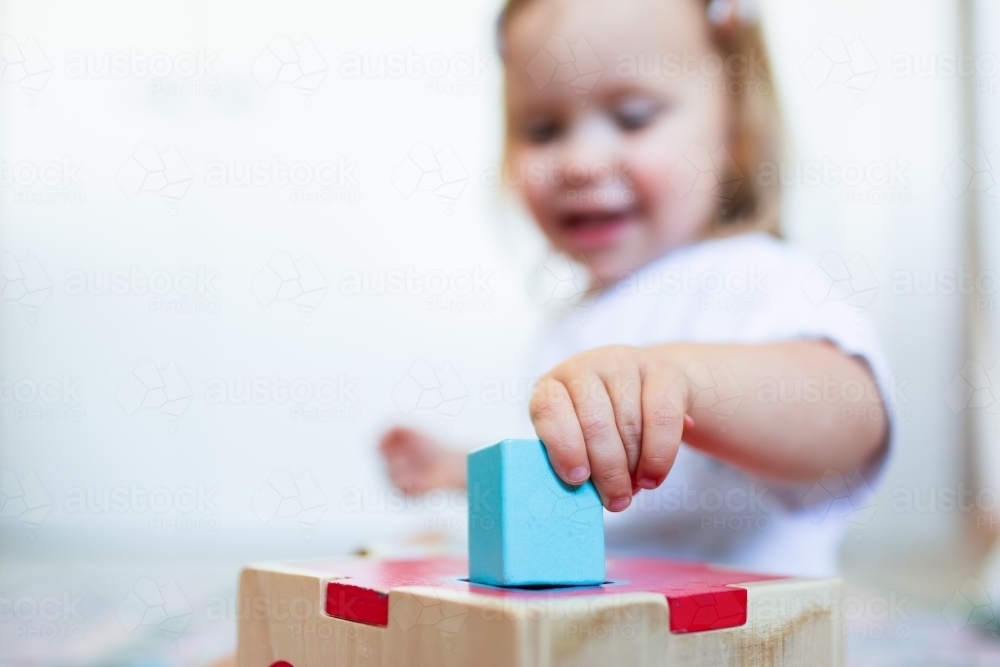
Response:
[707,0,759,26]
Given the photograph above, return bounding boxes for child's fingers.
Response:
[530,376,591,485]
[634,366,687,490]
[601,367,643,478]
[378,427,405,453]
[562,372,632,511]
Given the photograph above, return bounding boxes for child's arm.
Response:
[380,427,467,493]
[530,342,889,511]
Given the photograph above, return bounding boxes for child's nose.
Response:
[556,116,621,187]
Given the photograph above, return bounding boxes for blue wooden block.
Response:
[467,439,605,587]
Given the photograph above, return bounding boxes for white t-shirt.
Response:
[530,233,895,577]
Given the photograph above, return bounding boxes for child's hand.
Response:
[379,427,467,494]
[529,345,693,512]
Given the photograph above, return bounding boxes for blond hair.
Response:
[497,0,784,235]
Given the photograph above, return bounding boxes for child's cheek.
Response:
[514,152,559,230]
[521,160,548,206]
[627,136,717,243]
[625,137,682,215]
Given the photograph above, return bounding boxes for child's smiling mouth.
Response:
[559,206,640,249]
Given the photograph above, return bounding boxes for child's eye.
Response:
[523,119,562,144]
[615,98,663,131]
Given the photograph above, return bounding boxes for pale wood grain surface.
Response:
[237,561,845,667]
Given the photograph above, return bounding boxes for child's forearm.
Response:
[656,341,889,482]
[529,341,889,510]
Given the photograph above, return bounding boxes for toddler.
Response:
[382,0,893,577]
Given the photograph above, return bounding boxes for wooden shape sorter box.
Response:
[237,556,844,667]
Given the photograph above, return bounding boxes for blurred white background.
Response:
[2,0,999,664]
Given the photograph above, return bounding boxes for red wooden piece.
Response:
[318,556,783,634]
[326,581,389,626]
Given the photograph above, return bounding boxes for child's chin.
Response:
[569,245,641,288]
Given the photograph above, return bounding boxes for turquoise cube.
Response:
[467,439,605,587]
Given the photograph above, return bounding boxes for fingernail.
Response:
[567,466,590,483]
[609,497,631,512]
[637,477,658,490]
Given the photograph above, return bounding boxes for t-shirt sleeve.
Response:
[738,247,898,513]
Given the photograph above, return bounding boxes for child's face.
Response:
[504,0,732,284]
